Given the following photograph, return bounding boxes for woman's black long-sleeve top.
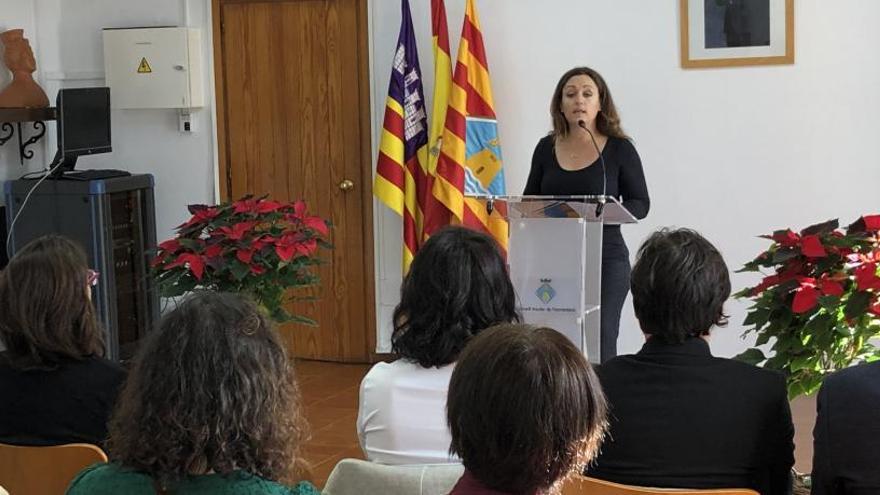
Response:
[523,134,650,253]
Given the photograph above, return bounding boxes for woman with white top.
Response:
[357,226,521,465]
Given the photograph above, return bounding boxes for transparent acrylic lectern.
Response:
[467,195,637,363]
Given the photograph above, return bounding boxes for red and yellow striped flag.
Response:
[422,0,453,238]
[428,0,451,174]
[373,0,431,271]
[432,0,509,254]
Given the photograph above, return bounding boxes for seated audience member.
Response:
[66,291,318,495]
[587,228,794,495]
[812,361,880,495]
[0,235,125,447]
[357,226,520,464]
[447,324,607,494]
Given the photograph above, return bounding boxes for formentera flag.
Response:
[432,0,508,252]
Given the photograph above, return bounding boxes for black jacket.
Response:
[811,361,880,495]
[586,337,794,495]
[0,353,126,447]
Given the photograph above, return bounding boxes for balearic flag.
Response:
[431,0,509,253]
[373,0,431,271]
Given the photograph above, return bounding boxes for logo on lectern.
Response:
[535,278,556,304]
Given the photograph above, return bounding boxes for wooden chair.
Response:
[561,476,760,495]
[0,443,108,495]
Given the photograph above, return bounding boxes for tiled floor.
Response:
[296,359,371,488]
[295,359,817,488]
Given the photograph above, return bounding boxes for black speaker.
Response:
[4,174,159,361]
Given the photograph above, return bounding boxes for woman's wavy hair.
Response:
[550,66,628,139]
[392,226,520,368]
[107,291,307,489]
[0,234,103,369]
[448,324,608,494]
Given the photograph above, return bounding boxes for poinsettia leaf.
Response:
[801,374,825,397]
[178,238,203,251]
[800,219,839,236]
[844,291,872,320]
[157,271,188,297]
[862,214,880,231]
[818,295,841,311]
[733,286,754,298]
[735,348,766,366]
[846,215,875,234]
[229,260,251,281]
[160,272,198,297]
[286,314,318,326]
[743,308,771,327]
[764,354,788,371]
[786,381,806,401]
[834,323,854,336]
[188,203,214,214]
[801,235,828,258]
[772,249,800,264]
[790,354,815,373]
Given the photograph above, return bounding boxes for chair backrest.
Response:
[322,458,464,495]
[0,443,108,495]
[560,476,760,495]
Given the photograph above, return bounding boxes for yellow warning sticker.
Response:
[137,57,152,74]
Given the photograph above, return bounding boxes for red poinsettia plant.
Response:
[152,195,331,324]
[735,214,880,398]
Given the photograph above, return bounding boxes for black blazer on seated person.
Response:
[0,352,126,447]
[586,337,794,495]
[811,361,880,495]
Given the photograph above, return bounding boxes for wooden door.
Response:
[213,0,375,362]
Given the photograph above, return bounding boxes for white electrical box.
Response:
[103,27,204,109]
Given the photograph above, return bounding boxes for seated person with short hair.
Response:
[357,226,520,464]
[66,291,318,495]
[447,324,608,495]
[0,235,125,447]
[812,361,880,495]
[587,228,794,495]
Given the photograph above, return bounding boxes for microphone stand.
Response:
[577,119,606,218]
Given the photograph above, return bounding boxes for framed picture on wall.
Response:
[680,0,794,68]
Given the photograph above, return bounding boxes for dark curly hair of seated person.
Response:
[391,226,521,368]
[631,227,731,344]
[0,234,104,369]
[106,291,308,489]
[447,324,608,494]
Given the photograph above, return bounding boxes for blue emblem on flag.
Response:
[463,117,505,195]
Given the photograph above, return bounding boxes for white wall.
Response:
[370,0,880,357]
[0,0,216,240]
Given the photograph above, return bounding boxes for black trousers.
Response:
[600,241,631,363]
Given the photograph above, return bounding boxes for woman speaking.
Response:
[524,66,650,361]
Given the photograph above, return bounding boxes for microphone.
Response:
[577,119,607,218]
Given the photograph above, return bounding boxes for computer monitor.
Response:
[51,87,112,174]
